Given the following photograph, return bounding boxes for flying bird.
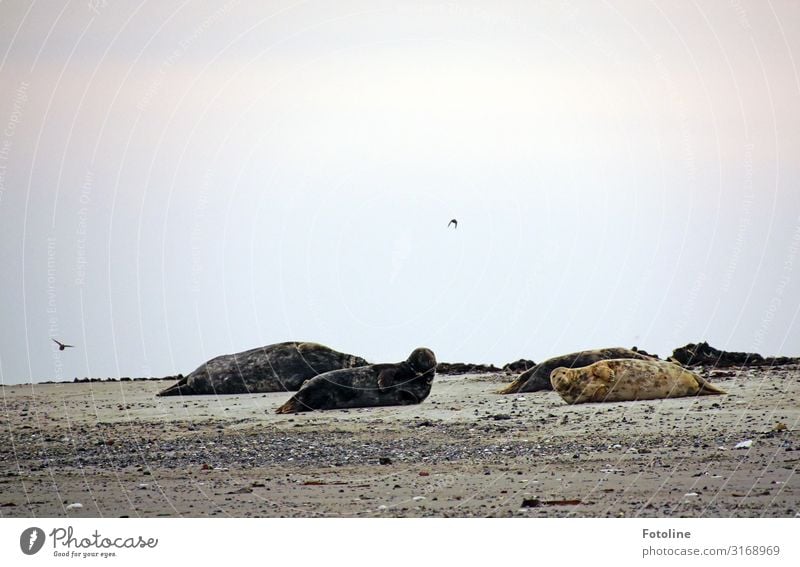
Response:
[52,339,74,351]
[448,219,458,229]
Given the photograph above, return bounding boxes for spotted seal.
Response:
[498,347,657,394]
[276,347,437,413]
[157,342,368,396]
[550,358,726,404]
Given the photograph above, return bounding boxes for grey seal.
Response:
[157,341,368,396]
[276,347,437,413]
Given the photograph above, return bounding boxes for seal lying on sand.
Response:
[276,347,437,413]
[498,347,657,394]
[157,342,368,396]
[550,358,726,404]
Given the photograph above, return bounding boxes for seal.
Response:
[157,341,368,396]
[276,347,437,413]
[550,358,726,404]
[498,347,657,394]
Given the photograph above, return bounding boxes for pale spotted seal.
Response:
[550,358,726,404]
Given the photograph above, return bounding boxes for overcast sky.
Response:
[1,1,799,384]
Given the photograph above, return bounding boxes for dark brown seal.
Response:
[498,347,658,394]
[157,342,368,396]
[276,347,437,413]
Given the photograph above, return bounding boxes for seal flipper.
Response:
[397,389,420,405]
[695,375,727,395]
[497,378,524,395]
[276,398,301,414]
[156,375,189,397]
[377,368,399,390]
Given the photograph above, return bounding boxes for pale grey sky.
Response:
[1,1,799,384]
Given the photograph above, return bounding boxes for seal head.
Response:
[406,347,437,375]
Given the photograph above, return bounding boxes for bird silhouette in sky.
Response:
[52,339,75,351]
[448,219,458,229]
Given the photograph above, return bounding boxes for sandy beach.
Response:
[1,367,798,518]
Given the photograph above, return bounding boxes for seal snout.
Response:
[550,367,569,390]
[407,348,437,374]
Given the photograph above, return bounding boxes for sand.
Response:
[1,367,798,518]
